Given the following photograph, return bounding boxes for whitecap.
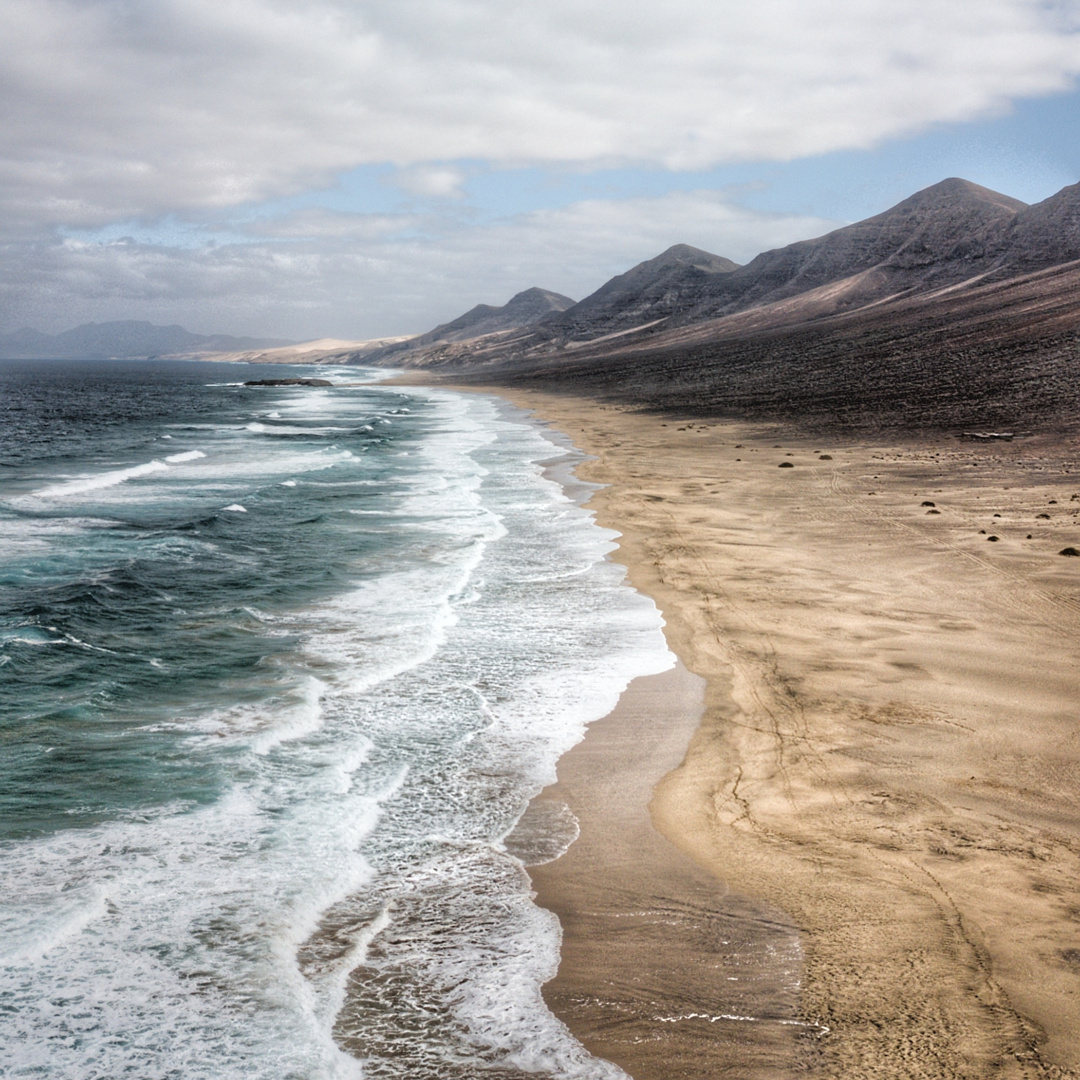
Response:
[164,450,206,464]
[30,460,169,499]
[222,504,247,513]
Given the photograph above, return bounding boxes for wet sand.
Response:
[517,663,811,1080]
[492,388,1080,1080]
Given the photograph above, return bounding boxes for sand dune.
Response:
[180,336,415,364]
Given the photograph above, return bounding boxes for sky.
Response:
[2,0,1080,342]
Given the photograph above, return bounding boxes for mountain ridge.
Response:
[353,175,1080,434]
[0,320,295,359]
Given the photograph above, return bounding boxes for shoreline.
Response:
[470,383,1080,1079]
[515,662,810,1080]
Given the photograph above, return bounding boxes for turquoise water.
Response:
[0,360,671,1078]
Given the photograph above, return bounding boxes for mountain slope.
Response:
[535,244,739,342]
[362,287,575,365]
[997,181,1080,272]
[531,179,1029,348]
[679,177,1027,320]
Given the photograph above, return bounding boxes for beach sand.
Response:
[491,388,1080,1079]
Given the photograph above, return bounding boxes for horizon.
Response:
[3,2,1079,339]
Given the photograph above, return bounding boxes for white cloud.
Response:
[0,191,838,338]
[392,166,468,200]
[2,0,1079,231]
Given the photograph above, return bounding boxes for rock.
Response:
[922,500,936,506]
[1060,547,1080,556]
[244,378,333,387]
[778,461,795,468]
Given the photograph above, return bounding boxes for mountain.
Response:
[0,321,294,359]
[423,287,576,342]
[381,176,1080,434]
[535,245,739,342]
[687,177,1025,315]
[996,181,1080,273]
[369,179,1047,372]
[362,287,575,365]
[525,179,1027,350]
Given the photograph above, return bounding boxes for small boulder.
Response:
[1060,547,1080,557]
[778,461,794,468]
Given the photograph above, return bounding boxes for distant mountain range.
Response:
[0,321,294,359]
[355,178,1080,433]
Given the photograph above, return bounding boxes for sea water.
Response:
[0,359,672,1079]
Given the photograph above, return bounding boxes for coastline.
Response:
[515,662,810,1080]
[462,382,1080,1079]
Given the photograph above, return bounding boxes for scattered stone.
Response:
[819,454,832,460]
[1037,513,1051,519]
[987,535,999,542]
[1049,499,1058,504]
[1027,534,1033,539]
[1061,547,1080,557]
[979,529,986,534]
[921,500,936,507]
[778,461,794,468]
[927,509,941,515]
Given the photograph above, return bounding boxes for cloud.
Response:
[2,0,1079,231]
[0,190,838,338]
[392,166,469,200]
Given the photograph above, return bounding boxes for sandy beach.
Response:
[493,387,1080,1079]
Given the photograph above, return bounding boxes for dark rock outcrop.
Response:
[244,378,332,387]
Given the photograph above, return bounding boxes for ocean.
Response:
[0,359,672,1079]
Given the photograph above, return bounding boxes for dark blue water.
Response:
[0,359,670,1079]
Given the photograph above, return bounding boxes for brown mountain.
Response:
[535,244,740,342]
[368,177,1080,434]
[362,287,575,365]
[995,181,1080,273]
[522,178,1028,351]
